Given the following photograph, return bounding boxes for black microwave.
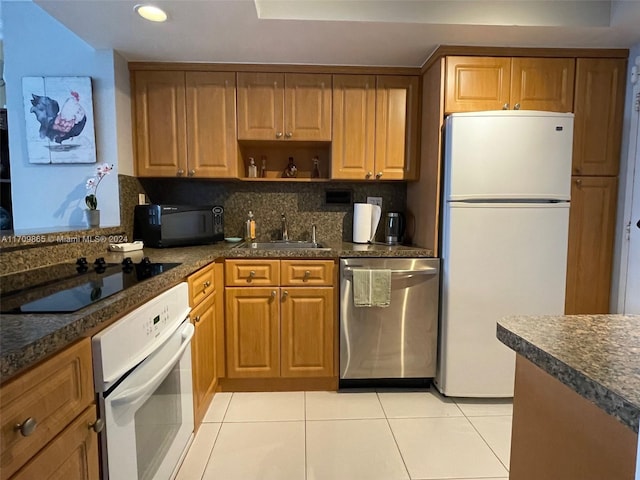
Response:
[134,205,224,248]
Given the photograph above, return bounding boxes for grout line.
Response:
[199,422,223,480]
[220,392,233,423]
[378,392,412,480]
[464,412,511,474]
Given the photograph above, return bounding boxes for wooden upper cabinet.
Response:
[186,72,238,178]
[510,58,574,112]
[133,71,187,176]
[565,176,618,314]
[285,74,332,141]
[572,58,626,176]
[134,71,238,178]
[331,75,376,179]
[375,76,420,180]
[332,74,418,180]
[237,73,331,141]
[445,57,511,112]
[445,56,575,113]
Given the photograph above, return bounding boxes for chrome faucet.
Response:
[281,213,289,241]
[311,224,317,244]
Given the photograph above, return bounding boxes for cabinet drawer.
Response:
[188,263,215,307]
[225,260,279,286]
[280,260,335,286]
[0,338,94,480]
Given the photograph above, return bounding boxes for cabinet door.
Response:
[186,72,238,178]
[445,57,511,113]
[510,58,575,112]
[572,58,626,176]
[565,176,618,314]
[11,406,99,480]
[280,288,334,378]
[225,288,280,378]
[237,73,284,140]
[375,76,420,180]
[331,75,376,179]
[284,74,332,141]
[191,294,216,429]
[133,71,187,177]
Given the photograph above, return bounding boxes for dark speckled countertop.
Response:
[497,315,640,433]
[0,241,431,383]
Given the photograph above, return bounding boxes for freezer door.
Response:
[445,111,574,201]
[436,202,569,397]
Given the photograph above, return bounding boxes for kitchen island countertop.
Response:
[497,314,640,433]
[1,241,432,383]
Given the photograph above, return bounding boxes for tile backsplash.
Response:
[137,178,407,243]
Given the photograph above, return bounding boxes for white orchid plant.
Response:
[85,163,113,210]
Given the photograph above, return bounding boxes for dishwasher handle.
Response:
[342,266,438,278]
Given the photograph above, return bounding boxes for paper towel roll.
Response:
[353,203,373,243]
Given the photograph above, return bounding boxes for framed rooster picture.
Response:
[22,76,97,164]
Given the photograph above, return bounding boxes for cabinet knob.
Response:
[15,418,37,437]
[188,169,196,177]
[194,315,201,323]
[89,418,104,433]
[366,171,372,179]
[249,270,256,278]
[271,290,277,299]
[203,280,211,289]
[282,290,289,300]
[303,270,311,280]
[275,132,283,138]
[513,103,521,110]
[376,172,383,179]
[576,179,583,186]
[285,132,293,138]
[574,167,582,174]
[177,169,185,176]
[502,103,509,110]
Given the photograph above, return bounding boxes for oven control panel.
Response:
[143,305,170,337]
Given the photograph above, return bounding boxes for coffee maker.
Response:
[384,212,405,245]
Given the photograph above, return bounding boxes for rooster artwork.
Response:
[22,76,96,164]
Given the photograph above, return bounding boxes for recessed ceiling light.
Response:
[134,4,168,23]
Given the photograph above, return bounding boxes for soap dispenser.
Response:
[245,211,256,241]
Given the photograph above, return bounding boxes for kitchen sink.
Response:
[236,241,331,250]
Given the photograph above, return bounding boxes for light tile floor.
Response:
[176,389,512,480]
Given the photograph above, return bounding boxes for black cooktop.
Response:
[0,257,180,314]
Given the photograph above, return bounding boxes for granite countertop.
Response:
[497,315,640,433]
[0,241,432,383]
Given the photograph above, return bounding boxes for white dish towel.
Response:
[352,268,391,307]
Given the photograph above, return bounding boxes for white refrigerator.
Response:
[435,110,574,397]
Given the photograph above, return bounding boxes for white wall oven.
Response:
[93,282,194,480]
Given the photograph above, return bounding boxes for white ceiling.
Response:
[31,0,640,67]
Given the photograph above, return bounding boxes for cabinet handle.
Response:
[282,290,289,300]
[89,418,104,433]
[574,167,582,174]
[575,179,582,186]
[15,418,37,437]
[188,169,196,177]
[366,171,373,179]
[177,169,185,176]
[275,132,283,138]
[376,172,383,179]
[249,270,256,278]
[194,315,201,323]
[303,270,311,280]
[271,290,277,299]
[513,103,521,110]
[285,132,293,138]
[203,280,211,289]
[502,103,509,110]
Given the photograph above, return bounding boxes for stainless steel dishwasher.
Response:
[340,257,439,381]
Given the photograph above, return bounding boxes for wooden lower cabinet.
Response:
[280,288,334,377]
[225,288,281,378]
[0,338,97,480]
[565,176,618,314]
[12,406,100,480]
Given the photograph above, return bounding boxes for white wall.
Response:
[3,1,122,232]
[611,41,640,312]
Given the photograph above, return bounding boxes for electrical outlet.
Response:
[367,196,382,208]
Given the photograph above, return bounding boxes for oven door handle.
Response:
[343,267,438,278]
[109,323,194,406]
